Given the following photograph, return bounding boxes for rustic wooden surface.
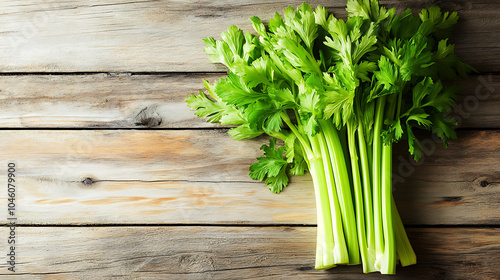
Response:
[0,0,498,279]
[0,227,498,279]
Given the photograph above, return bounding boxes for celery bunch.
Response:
[186,0,471,274]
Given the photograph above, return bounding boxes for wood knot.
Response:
[82,178,94,186]
[442,196,462,202]
[178,253,215,273]
[474,177,492,188]
[480,180,489,188]
[134,106,163,127]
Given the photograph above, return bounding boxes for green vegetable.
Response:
[186,0,472,274]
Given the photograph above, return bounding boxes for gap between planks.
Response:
[2,224,499,228]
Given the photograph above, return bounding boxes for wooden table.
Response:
[0,1,498,279]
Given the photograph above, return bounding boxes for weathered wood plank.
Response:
[0,73,212,129]
[0,73,498,128]
[0,0,497,72]
[0,226,497,279]
[0,129,498,225]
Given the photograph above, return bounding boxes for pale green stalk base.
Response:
[307,151,336,269]
[357,123,379,273]
[282,113,339,269]
[348,124,378,273]
[393,197,417,267]
[320,120,360,265]
[315,133,350,265]
[380,144,396,274]
[372,97,386,269]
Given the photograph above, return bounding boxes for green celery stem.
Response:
[347,124,377,273]
[392,196,417,267]
[380,144,396,274]
[357,122,376,264]
[307,144,336,269]
[280,111,313,156]
[319,120,360,265]
[372,97,386,268]
[281,112,337,269]
[314,133,349,265]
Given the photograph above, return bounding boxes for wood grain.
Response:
[0,73,498,128]
[0,129,497,225]
[0,0,497,72]
[0,226,497,279]
[0,73,212,129]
